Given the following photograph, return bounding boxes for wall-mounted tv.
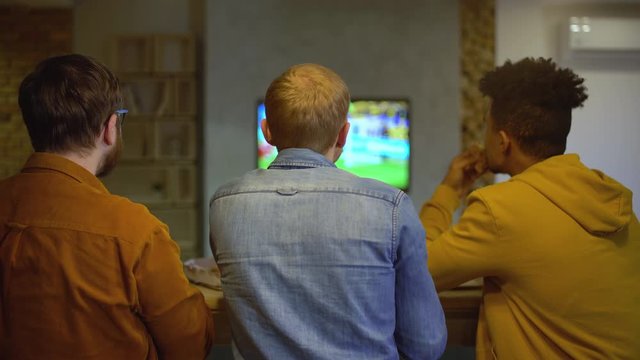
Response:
[257,99,410,190]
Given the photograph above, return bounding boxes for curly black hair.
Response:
[479,57,588,159]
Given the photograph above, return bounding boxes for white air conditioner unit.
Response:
[567,17,640,53]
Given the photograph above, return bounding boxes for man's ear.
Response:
[260,118,274,145]
[336,121,350,149]
[498,129,511,155]
[102,114,118,146]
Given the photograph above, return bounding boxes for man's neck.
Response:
[506,153,544,176]
[322,146,341,163]
[55,150,100,175]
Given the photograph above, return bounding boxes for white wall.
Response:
[497,0,640,211]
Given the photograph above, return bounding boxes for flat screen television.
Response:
[257,99,411,190]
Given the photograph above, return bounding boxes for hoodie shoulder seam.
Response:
[471,189,502,241]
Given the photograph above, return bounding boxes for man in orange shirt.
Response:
[0,54,213,359]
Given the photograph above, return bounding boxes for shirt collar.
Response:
[21,152,109,194]
[268,148,337,169]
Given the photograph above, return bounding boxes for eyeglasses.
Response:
[115,109,128,125]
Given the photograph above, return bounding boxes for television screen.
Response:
[257,99,410,190]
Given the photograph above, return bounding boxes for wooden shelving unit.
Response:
[103,34,200,260]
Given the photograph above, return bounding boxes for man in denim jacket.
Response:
[209,64,446,360]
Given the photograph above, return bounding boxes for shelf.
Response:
[120,119,196,161]
[112,36,153,73]
[101,164,196,206]
[156,120,196,160]
[121,120,154,160]
[112,34,195,73]
[154,34,195,73]
[108,32,200,258]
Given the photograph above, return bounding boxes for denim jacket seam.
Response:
[269,161,334,169]
[391,191,404,263]
[213,189,282,201]
[214,188,397,204]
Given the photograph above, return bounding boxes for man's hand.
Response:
[441,145,488,198]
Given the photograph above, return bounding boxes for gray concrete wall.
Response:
[203,1,461,255]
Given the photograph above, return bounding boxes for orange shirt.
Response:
[0,153,213,359]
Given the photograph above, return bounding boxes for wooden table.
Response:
[439,288,482,347]
[194,284,481,347]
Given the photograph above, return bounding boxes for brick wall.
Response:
[0,6,72,179]
[460,0,495,149]
[460,0,495,186]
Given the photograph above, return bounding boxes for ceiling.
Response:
[1,0,639,9]
[0,0,73,7]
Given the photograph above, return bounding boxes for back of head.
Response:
[264,64,350,154]
[479,57,588,159]
[19,54,122,154]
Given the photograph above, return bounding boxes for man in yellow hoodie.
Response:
[421,57,640,359]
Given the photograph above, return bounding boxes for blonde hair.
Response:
[264,63,350,153]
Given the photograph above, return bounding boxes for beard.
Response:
[487,160,502,174]
[96,132,123,178]
[486,155,509,175]
[484,150,505,175]
[487,161,505,175]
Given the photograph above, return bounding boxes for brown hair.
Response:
[479,57,588,159]
[19,54,122,153]
[264,63,350,153]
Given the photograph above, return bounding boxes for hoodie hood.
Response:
[512,154,633,234]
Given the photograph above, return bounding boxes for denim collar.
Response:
[268,148,337,169]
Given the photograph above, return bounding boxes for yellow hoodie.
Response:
[421,154,640,359]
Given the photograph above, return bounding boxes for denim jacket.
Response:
[210,148,446,360]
